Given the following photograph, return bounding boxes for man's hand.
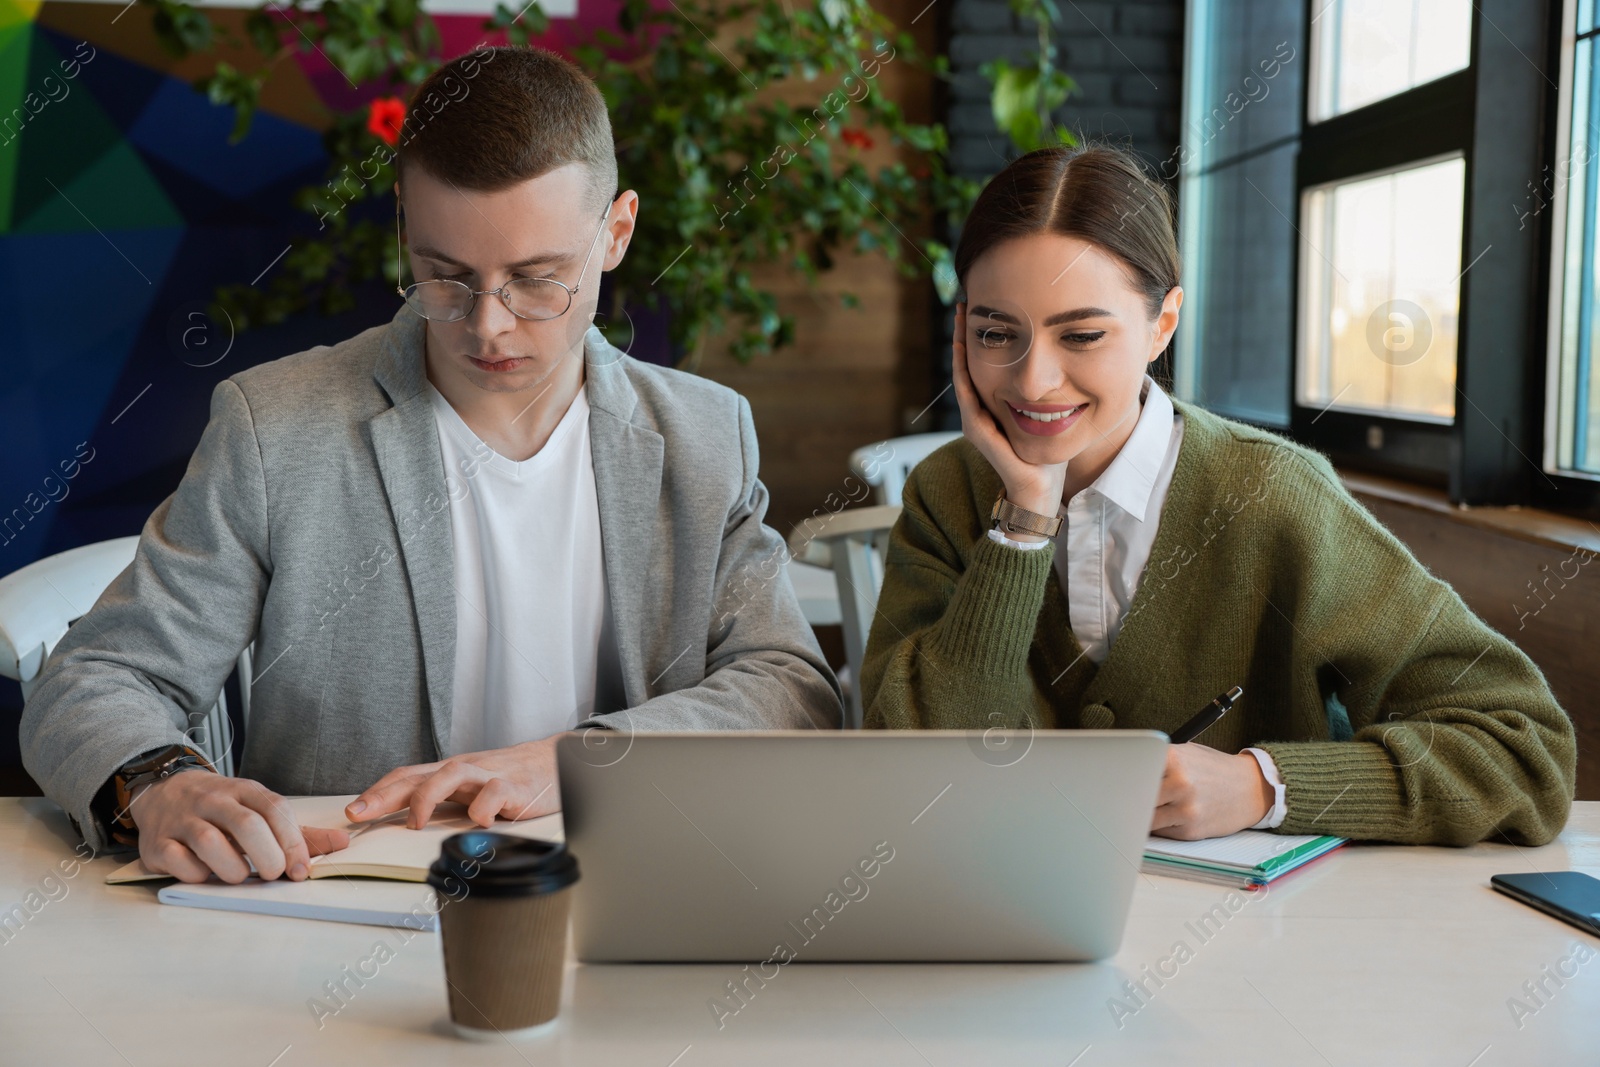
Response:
[1150,743,1274,840]
[130,772,350,884]
[344,735,563,830]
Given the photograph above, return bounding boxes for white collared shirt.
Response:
[986,376,1286,828]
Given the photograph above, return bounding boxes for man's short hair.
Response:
[396,45,618,214]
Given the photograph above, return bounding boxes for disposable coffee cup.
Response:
[426,831,580,1041]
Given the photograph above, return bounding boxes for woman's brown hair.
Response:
[954,143,1181,380]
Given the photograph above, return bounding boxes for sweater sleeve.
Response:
[1254,470,1576,847]
[860,465,1058,730]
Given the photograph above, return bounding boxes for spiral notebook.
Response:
[1142,830,1346,889]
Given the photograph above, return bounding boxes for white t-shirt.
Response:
[428,382,621,754]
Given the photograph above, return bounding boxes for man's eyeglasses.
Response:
[394,195,614,323]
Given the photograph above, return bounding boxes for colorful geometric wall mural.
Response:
[0,0,606,778]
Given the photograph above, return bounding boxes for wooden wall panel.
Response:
[699,250,932,535]
[695,0,941,536]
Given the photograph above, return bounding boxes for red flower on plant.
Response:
[841,127,874,150]
[367,97,406,146]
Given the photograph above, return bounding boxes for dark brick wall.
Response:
[945,0,1186,180]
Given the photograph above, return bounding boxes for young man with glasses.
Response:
[20,46,842,884]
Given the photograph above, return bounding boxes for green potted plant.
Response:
[142,0,979,368]
[980,0,1079,153]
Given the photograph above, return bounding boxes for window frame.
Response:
[1543,0,1600,486]
[1274,0,1600,512]
[1288,26,1475,488]
[1177,1,1600,515]
[1296,149,1467,428]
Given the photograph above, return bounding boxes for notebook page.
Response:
[307,795,564,877]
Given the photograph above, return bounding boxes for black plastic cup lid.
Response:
[426,831,580,899]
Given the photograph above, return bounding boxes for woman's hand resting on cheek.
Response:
[1151,743,1276,840]
[951,303,1068,534]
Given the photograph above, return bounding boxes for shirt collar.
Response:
[1075,375,1175,522]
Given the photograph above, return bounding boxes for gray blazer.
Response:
[21,306,842,851]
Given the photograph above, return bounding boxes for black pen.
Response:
[1168,686,1243,744]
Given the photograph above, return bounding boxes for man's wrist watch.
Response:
[107,744,216,845]
[990,491,1064,541]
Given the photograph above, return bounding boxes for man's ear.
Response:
[602,189,641,271]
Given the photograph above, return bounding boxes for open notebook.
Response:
[105,794,564,928]
[1142,830,1346,889]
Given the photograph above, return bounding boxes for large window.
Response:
[1548,2,1600,477]
[1297,0,1472,431]
[1308,0,1472,121]
[1298,154,1464,423]
[1179,0,1581,509]
[1289,0,1476,478]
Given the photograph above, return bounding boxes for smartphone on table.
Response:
[1491,871,1600,938]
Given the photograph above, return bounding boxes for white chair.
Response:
[783,554,842,626]
[849,431,962,506]
[789,432,961,624]
[786,432,959,723]
[0,537,245,776]
[788,505,902,729]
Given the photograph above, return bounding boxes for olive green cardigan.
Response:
[860,399,1576,846]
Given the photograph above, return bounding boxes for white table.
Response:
[3,797,1597,1066]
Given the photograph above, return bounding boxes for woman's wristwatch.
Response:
[990,491,1064,541]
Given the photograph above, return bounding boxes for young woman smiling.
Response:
[860,144,1575,845]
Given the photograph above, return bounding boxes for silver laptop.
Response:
[556,729,1167,962]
